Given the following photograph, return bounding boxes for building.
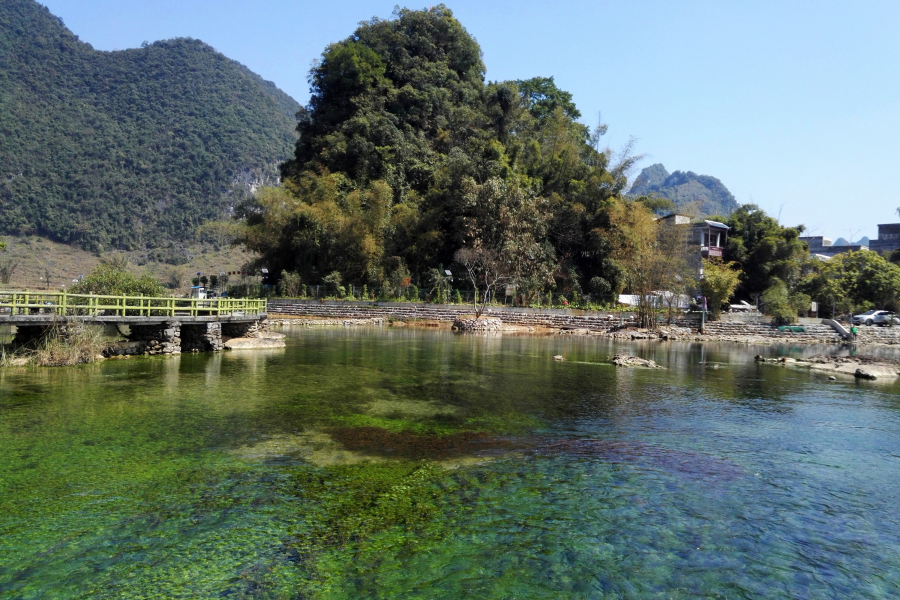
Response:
[868,224,900,254]
[658,214,730,259]
[799,235,869,258]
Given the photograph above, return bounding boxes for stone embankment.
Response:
[698,322,844,344]
[267,300,697,332]
[266,300,900,346]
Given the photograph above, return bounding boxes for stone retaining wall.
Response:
[267,300,701,331]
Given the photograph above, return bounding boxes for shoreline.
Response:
[266,313,900,348]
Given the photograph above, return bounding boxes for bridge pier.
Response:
[129,321,182,356]
[181,322,223,353]
[12,325,49,346]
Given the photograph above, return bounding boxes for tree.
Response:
[236,5,638,298]
[455,246,507,318]
[801,250,900,315]
[0,239,16,285]
[600,199,695,328]
[279,271,302,297]
[700,259,741,320]
[723,204,808,301]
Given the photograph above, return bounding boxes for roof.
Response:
[703,220,730,229]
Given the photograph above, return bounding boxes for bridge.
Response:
[1,291,268,355]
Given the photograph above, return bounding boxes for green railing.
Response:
[0,291,267,318]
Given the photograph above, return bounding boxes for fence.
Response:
[0,291,267,318]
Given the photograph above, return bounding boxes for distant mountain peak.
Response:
[628,164,738,217]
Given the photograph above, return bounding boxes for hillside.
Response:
[0,0,300,252]
[629,164,739,217]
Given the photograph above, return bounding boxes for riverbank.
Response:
[266,299,900,347]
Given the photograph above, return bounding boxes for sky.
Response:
[41,0,900,242]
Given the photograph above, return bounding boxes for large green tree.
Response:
[720,204,809,302]
[240,5,634,294]
[800,250,900,314]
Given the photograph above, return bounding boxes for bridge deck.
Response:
[1,291,267,325]
[0,314,267,325]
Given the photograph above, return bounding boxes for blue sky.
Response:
[42,0,900,242]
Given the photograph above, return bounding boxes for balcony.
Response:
[701,245,723,258]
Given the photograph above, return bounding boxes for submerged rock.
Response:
[224,337,286,350]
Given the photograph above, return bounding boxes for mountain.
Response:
[0,0,299,252]
[629,164,739,217]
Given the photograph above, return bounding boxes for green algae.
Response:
[3,328,900,598]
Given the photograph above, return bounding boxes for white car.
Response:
[851,310,899,326]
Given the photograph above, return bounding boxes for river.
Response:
[2,327,899,598]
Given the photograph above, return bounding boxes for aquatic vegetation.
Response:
[2,328,900,598]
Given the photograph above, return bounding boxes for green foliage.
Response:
[246,5,636,298]
[800,250,900,314]
[700,259,741,320]
[279,270,302,297]
[762,280,797,325]
[323,271,346,297]
[723,204,809,301]
[69,264,168,297]
[0,0,299,251]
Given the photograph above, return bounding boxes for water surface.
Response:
[2,327,900,599]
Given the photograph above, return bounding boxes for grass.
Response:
[1,321,106,367]
[0,235,257,295]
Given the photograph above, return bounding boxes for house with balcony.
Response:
[657,214,730,260]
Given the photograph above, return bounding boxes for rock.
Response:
[828,376,836,380]
[452,317,502,332]
[612,353,663,368]
[754,355,764,361]
[224,337,286,350]
[854,368,877,380]
[552,355,565,361]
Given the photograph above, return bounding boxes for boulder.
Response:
[452,317,502,332]
[854,369,877,380]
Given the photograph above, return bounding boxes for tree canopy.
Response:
[720,204,809,302]
[241,5,639,297]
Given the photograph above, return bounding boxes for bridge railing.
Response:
[0,291,267,318]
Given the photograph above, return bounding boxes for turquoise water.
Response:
[2,327,900,598]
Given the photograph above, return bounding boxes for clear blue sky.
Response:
[42,0,900,242]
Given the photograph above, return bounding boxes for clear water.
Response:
[2,327,900,599]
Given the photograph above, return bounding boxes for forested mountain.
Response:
[629,164,738,217]
[0,0,299,251]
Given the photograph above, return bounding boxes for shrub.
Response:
[70,264,168,297]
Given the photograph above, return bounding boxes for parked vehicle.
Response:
[851,310,899,326]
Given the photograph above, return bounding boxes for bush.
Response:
[70,264,168,297]
[762,281,795,325]
[279,270,302,297]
